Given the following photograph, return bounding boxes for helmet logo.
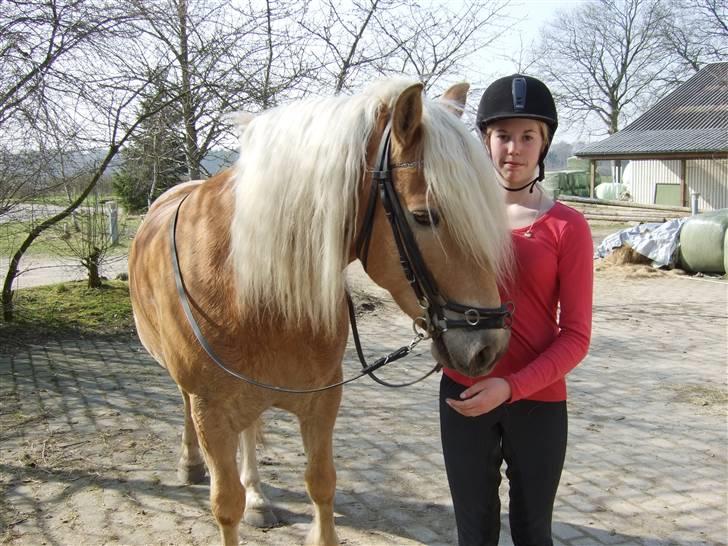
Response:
[512,77,527,111]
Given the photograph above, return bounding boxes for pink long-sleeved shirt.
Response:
[443,201,593,402]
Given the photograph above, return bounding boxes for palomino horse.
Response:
[128,78,512,545]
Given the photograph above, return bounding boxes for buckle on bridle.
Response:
[464,308,481,326]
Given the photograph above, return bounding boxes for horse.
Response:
[128,78,513,545]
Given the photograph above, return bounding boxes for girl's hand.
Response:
[446,377,512,417]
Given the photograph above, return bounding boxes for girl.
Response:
[439,74,594,545]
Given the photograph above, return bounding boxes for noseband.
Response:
[355,122,513,337]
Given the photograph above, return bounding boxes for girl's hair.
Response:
[482,119,550,153]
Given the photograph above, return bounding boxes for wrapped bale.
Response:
[595,182,630,201]
[678,209,728,274]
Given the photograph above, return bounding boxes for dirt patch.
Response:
[670,384,728,416]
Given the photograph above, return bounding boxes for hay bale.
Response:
[603,245,652,266]
[678,209,728,274]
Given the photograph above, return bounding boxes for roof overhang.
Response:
[574,151,728,161]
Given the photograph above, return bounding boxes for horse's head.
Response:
[355,82,512,378]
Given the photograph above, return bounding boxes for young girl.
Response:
[439,74,594,545]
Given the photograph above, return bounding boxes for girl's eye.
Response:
[412,209,440,227]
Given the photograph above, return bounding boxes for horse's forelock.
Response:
[421,102,513,283]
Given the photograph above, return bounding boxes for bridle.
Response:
[169,118,513,394]
[355,121,514,338]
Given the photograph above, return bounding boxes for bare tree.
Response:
[128,0,246,179]
[300,0,513,94]
[299,0,405,93]
[233,0,316,108]
[659,0,727,80]
[375,0,512,92]
[0,1,175,320]
[0,0,133,214]
[131,0,312,179]
[0,0,134,126]
[534,0,675,136]
[56,190,119,288]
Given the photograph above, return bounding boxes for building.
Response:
[575,62,728,211]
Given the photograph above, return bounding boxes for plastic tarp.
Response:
[596,218,687,268]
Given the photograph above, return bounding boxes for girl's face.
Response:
[485,118,545,187]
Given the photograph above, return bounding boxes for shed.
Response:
[574,62,728,211]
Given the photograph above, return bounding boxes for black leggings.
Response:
[439,374,568,546]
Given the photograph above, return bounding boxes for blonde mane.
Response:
[230,78,510,332]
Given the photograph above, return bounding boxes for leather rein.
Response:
[169,121,512,394]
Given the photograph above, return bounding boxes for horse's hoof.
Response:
[244,507,278,528]
[177,463,206,484]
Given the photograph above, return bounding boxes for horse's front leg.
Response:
[192,397,245,546]
[239,420,278,527]
[298,387,342,546]
[177,388,207,484]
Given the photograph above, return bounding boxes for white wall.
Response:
[625,158,728,210]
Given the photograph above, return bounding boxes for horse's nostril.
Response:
[470,345,496,375]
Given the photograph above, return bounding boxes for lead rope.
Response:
[170,193,437,394]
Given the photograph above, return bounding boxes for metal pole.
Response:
[690,191,700,215]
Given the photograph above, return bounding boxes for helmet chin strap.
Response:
[498,162,544,193]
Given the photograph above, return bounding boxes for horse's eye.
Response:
[412,209,440,227]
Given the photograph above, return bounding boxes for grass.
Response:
[0,215,142,258]
[0,280,135,349]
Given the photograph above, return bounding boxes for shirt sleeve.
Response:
[505,214,594,402]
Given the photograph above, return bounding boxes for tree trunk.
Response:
[86,248,103,289]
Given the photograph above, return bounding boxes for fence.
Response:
[559,195,691,223]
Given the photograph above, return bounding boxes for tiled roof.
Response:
[576,62,728,157]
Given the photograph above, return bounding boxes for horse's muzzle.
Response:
[431,327,510,377]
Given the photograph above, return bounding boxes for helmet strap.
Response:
[499,161,545,193]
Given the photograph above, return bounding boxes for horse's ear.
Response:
[392,83,424,148]
[227,111,256,129]
[440,82,470,118]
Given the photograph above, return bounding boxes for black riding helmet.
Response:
[476,74,558,191]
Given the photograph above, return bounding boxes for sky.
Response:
[471,0,593,143]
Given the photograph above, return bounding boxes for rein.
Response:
[170,194,435,394]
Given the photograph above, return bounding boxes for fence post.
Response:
[107,201,119,245]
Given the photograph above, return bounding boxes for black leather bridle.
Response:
[355,122,514,337]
